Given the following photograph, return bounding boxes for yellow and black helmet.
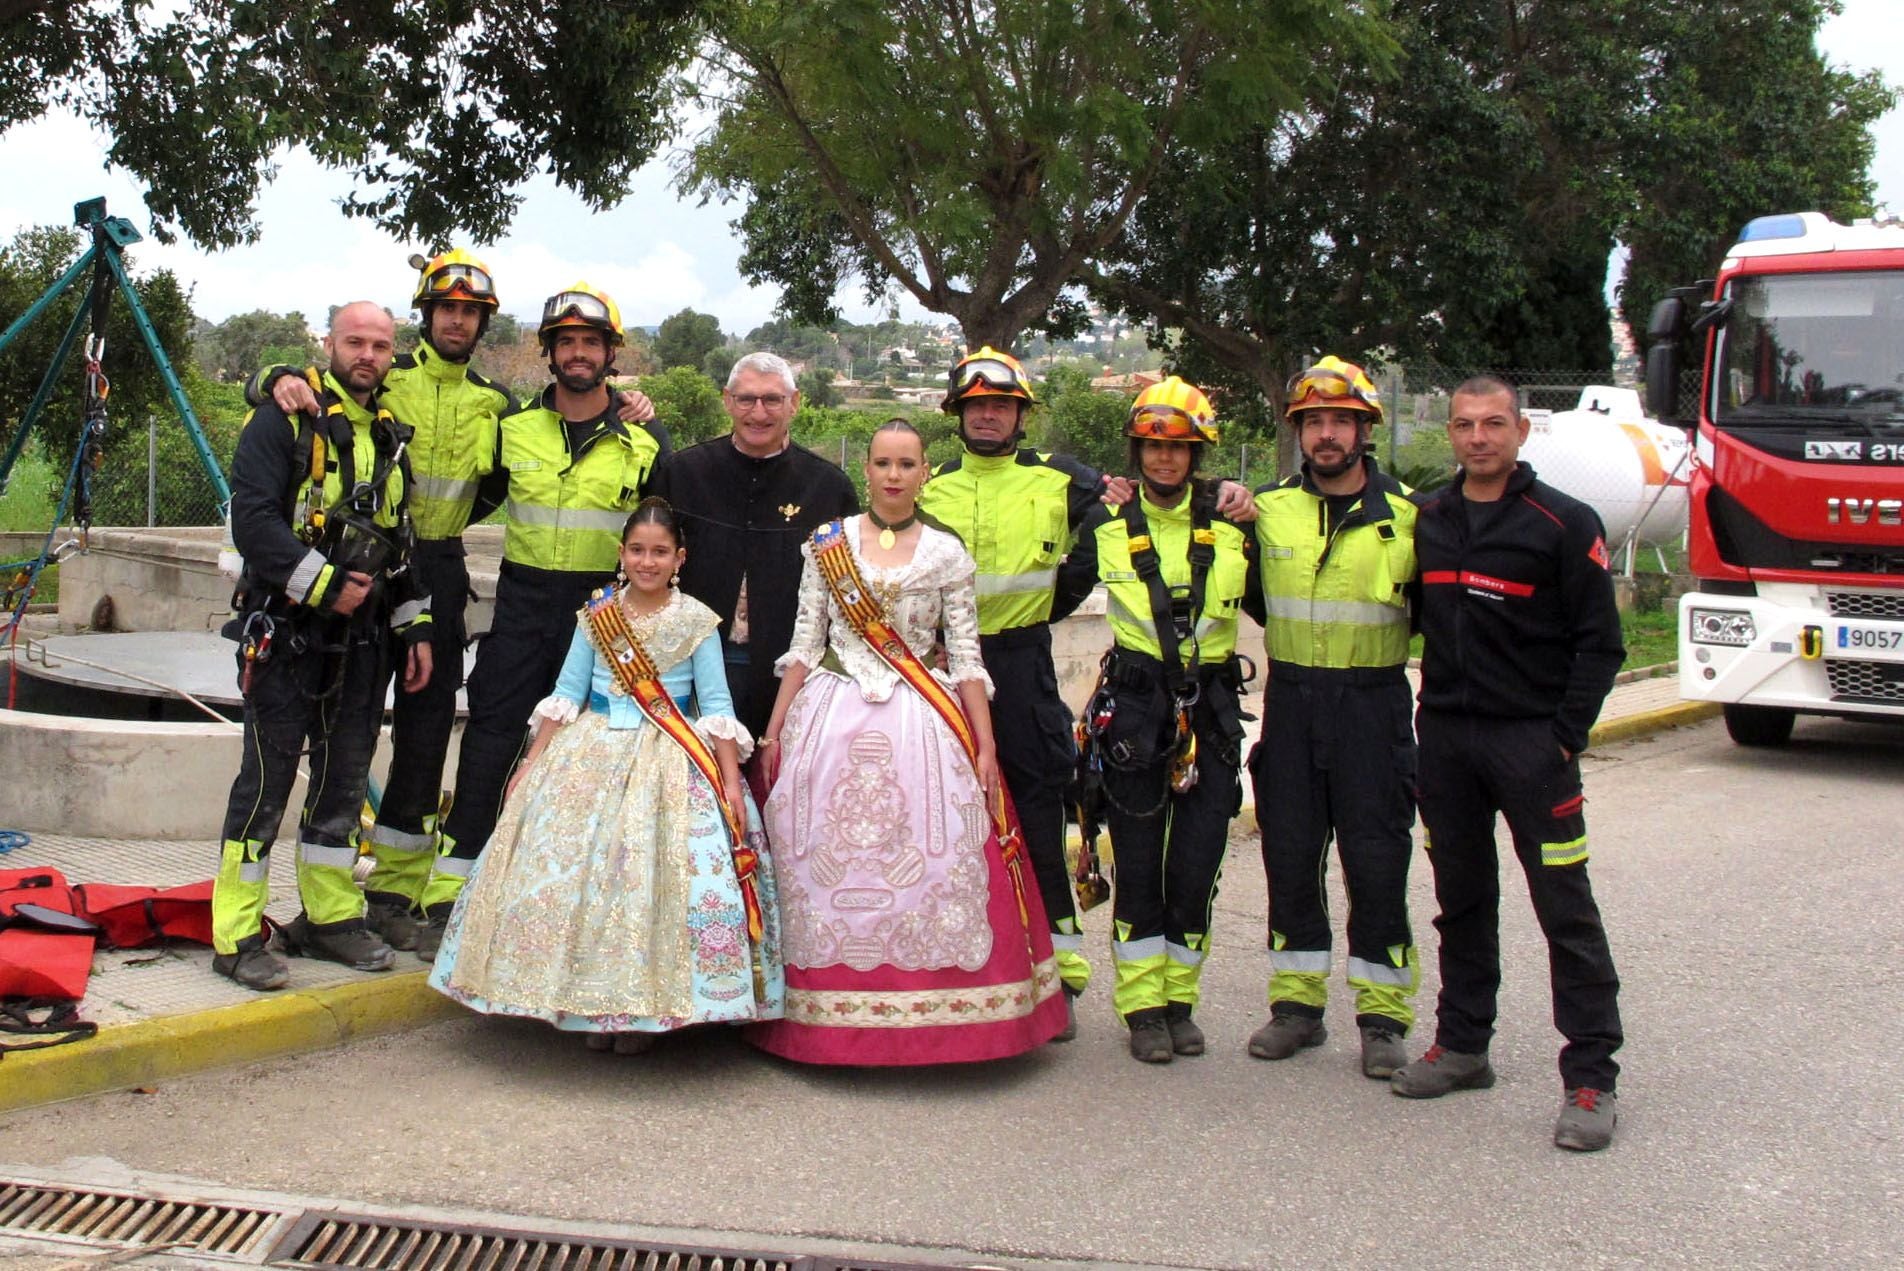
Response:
[943,346,1037,412]
[1284,356,1383,427]
[1127,376,1219,445]
[411,249,498,310]
[538,282,625,350]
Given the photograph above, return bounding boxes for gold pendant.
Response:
[878,527,896,550]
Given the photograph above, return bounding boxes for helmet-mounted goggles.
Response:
[421,263,496,306]
[1128,404,1219,444]
[952,356,1034,398]
[1284,365,1382,421]
[542,291,613,328]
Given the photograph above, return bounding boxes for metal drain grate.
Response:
[275,1211,822,1271]
[0,1179,286,1256]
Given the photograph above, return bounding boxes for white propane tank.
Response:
[1519,387,1690,548]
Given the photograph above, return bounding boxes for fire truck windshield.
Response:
[1714,270,1904,426]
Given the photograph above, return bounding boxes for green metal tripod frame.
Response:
[0,196,230,507]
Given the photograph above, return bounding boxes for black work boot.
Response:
[1248,1012,1326,1060]
[412,902,454,963]
[1127,1008,1173,1063]
[1165,1001,1206,1056]
[281,914,394,972]
[212,935,289,991]
[363,891,422,951]
[1359,1024,1408,1078]
[1050,987,1080,1043]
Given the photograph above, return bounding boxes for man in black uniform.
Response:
[1391,375,1627,1153]
[211,301,433,990]
[650,350,857,739]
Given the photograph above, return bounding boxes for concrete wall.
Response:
[0,707,412,840]
[54,526,231,634]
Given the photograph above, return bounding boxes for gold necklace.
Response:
[866,507,918,551]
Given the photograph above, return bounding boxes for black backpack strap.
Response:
[0,999,97,1057]
[1123,492,1218,694]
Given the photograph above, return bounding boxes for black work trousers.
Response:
[1415,708,1623,1091]
[1105,680,1242,1018]
[440,563,611,861]
[216,615,391,938]
[981,626,1083,987]
[374,541,468,841]
[1249,663,1418,1031]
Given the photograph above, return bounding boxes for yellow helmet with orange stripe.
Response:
[1127,376,1219,445]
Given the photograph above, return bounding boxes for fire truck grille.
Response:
[1827,658,1904,705]
[1826,592,1904,622]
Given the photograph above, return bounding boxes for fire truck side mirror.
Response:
[1645,297,1685,423]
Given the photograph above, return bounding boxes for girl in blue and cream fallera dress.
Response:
[430,500,783,1050]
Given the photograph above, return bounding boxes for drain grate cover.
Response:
[0,1174,977,1271]
[273,1210,797,1271]
[0,1178,288,1257]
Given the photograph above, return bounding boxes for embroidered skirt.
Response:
[430,710,783,1032]
[749,669,1065,1064]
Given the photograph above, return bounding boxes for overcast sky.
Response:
[1,4,1899,337]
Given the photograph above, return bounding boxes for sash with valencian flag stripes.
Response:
[584,588,766,994]
[806,518,1032,934]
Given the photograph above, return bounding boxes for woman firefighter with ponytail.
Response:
[1076,378,1255,1063]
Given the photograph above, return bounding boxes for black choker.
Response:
[867,508,918,549]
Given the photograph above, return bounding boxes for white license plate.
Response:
[1833,621,1904,661]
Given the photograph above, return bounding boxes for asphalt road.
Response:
[3,717,1901,1270]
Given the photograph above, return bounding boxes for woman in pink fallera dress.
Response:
[748,421,1067,1065]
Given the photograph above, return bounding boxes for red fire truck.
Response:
[1646,212,1904,746]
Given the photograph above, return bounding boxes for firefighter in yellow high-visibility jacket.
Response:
[1242,357,1420,1078]
[1078,378,1253,1063]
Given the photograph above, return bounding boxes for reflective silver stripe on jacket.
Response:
[411,473,481,504]
[1260,595,1407,628]
[286,548,328,601]
[389,598,429,629]
[506,501,629,533]
[975,567,1059,596]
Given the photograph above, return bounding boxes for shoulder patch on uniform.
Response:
[1588,535,1610,569]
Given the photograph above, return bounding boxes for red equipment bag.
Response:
[73,880,218,949]
[0,867,97,1001]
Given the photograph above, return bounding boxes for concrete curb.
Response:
[1587,699,1720,748]
[0,971,462,1113]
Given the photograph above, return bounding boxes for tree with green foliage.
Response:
[703,345,741,386]
[1617,0,1892,336]
[652,308,727,372]
[1090,0,1644,421]
[191,309,320,382]
[1092,0,1889,432]
[636,364,728,446]
[798,367,843,409]
[3,1,700,247]
[0,224,216,523]
[1028,365,1130,481]
[683,0,1385,349]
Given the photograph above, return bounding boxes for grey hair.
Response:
[726,351,798,395]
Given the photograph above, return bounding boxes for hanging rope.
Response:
[3,336,109,707]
